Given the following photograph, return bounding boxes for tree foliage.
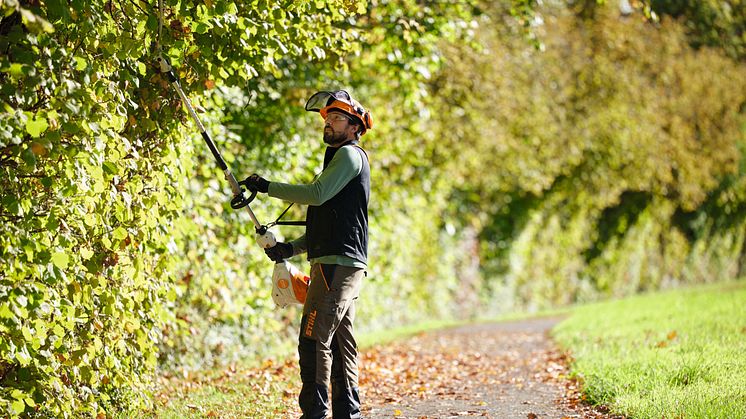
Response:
[428,1,746,306]
[648,0,745,60]
[0,0,372,415]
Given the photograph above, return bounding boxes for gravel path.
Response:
[359,317,616,419]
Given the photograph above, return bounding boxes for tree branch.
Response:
[127,0,147,16]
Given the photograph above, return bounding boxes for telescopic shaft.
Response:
[156,56,261,228]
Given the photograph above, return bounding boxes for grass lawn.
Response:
[553,281,746,419]
[148,358,300,419]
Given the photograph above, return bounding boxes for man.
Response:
[243,90,372,419]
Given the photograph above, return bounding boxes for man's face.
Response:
[323,111,358,146]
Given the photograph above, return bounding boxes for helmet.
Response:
[305,90,373,135]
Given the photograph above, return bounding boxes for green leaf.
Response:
[25,117,48,138]
[19,7,54,33]
[81,365,95,384]
[21,147,36,167]
[195,22,209,34]
[8,63,27,77]
[45,0,66,19]
[92,180,105,194]
[11,399,25,414]
[74,56,87,71]
[52,324,65,337]
[46,213,59,230]
[15,347,31,367]
[80,248,94,260]
[112,227,128,240]
[22,326,33,341]
[102,161,118,175]
[84,212,96,227]
[51,252,69,269]
[0,304,13,319]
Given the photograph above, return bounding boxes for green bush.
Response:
[0,0,375,416]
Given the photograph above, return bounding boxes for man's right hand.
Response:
[241,174,270,193]
[265,242,293,263]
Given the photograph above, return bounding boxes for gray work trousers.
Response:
[300,263,364,388]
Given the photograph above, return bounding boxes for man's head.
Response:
[305,90,372,146]
[323,111,362,146]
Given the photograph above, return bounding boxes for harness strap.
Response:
[269,202,304,228]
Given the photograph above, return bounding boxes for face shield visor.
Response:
[305,90,372,134]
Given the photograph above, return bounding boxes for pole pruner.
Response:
[154,47,308,308]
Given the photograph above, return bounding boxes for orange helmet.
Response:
[305,90,373,135]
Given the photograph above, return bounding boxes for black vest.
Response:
[306,143,370,264]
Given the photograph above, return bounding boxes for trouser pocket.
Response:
[302,264,362,340]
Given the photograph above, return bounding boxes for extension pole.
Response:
[157,56,261,228]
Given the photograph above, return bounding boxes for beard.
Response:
[323,128,347,146]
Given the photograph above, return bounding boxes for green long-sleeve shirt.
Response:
[268,146,367,268]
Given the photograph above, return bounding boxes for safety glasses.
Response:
[325,113,351,123]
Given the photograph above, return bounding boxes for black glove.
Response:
[242,174,270,193]
[265,242,293,263]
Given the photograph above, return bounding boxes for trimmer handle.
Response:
[230,188,257,209]
[256,226,277,249]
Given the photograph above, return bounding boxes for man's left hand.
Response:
[241,174,270,193]
[265,242,293,263]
